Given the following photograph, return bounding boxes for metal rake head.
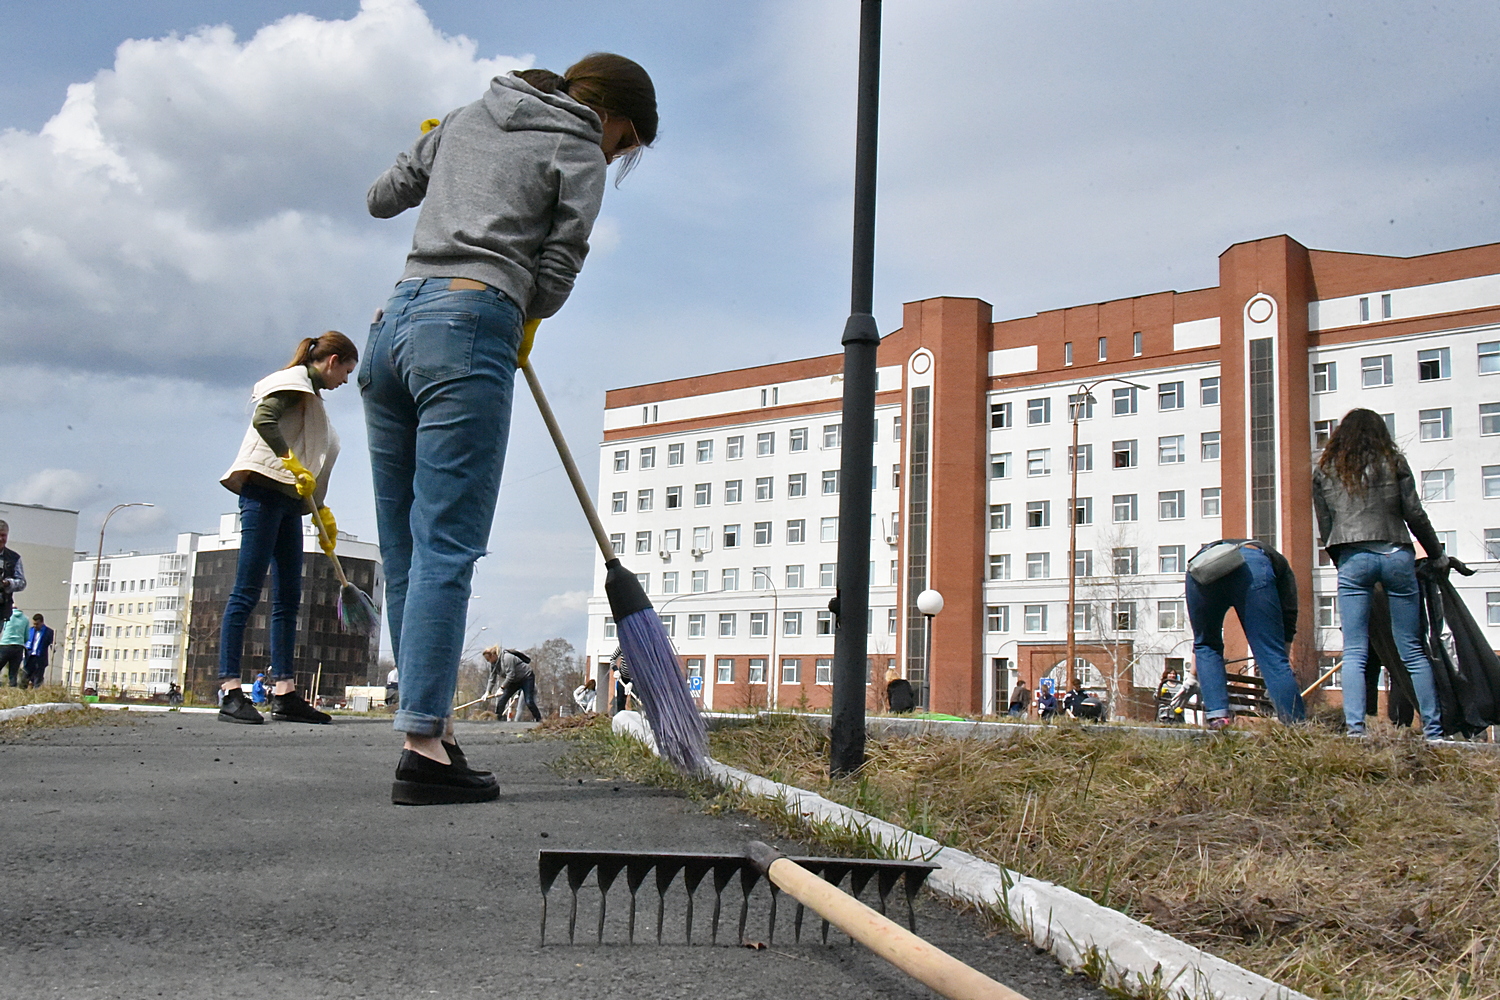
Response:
[538,848,937,947]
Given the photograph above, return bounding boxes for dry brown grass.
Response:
[700,716,1500,1000]
[0,685,110,738]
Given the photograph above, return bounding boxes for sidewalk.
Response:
[0,712,1106,1000]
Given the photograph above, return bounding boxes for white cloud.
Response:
[6,468,91,510]
[538,590,591,620]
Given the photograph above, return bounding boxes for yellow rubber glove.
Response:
[315,506,337,556]
[280,452,317,499]
[518,318,541,367]
[420,118,440,134]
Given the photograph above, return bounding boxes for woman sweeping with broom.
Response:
[363,54,657,805]
[218,331,359,726]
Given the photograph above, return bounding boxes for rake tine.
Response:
[849,867,876,903]
[682,860,712,945]
[738,864,761,945]
[793,902,805,943]
[540,892,549,947]
[711,859,738,944]
[596,858,627,945]
[767,884,779,945]
[876,866,902,918]
[655,860,684,945]
[538,852,571,947]
[903,868,926,933]
[565,857,594,945]
[625,857,653,945]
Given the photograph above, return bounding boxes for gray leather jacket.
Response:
[1311,459,1443,557]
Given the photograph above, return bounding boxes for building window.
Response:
[1025,500,1050,528]
[752,567,771,590]
[986,605,1010,632]
[1482,466,1500,499]
[723,524,741,547]
[726,436,744,460]
[725,480,742,504]
[715,657,733,683]
[823,424,842,449]
[1314,419,1336,449]
[1097,337,1108,362]
[1158,600,1185,631]
[1159,544,1186,573]
[1422,469,1456,502]
[719,613,737,638]
[1064,341,1074,365]
[990,402,1013,429]
[1112,440,1137,469]
[1073,604,1094,632]
[1482,528,1500,560]
[788,473,807,498]
[822,470,840,495]
[816,609,834,636]
[1200,432,1221,461]
[1202,487,1222,517]
[990,452,1011,478]
[819,562,837,587]
[1025,552,1050,579]
[756,432,775,456]
[988,554,1012,580]
[1480,403,1500,436]
[1133,331,1144,357]
[750,612,769,637]
[1158,381,1184,409]
[1068,443,1093,473]
[662,572,679,594]
[789,427,809,452]
[1071,497,1093,526]
[1067,392,1094,421]
[666,486,683,509]
[1027,398,1051,425]
[990,503,1011,530]
[688,614,706,638]
[603,616,616,639]
[1311,362,1337,393]
[786,519,806,543]
[1418,408,1453,441]
[893,416,903,442]
[782,611,803,636]
[637,489,654,511]
[754,477,773,501]
[663,527,681,551]
[610,532,625,553]
[1112,386,1138,415]
[1382,413,1397,435]
[635,531,652,554]
[722,568,740,591]
[1480,341,1500,375]
[781,658,801,684]
[1200,377,1220,406]
[1317,596,1339,628]
[1418,347,1451,381]
[754,522,772,545]
[820,517,839,542]
[1112,547,1138,575]
[613,450,629,472]
[691,570,708,593]
[1158,435,1186,465]
[1159,490,1185,520]
[668,443,684,466]
[892,464,902,489]
[744,658,765,684]
[692,526,711,551]
[888,607,899,633]
[640,446,656,470]
[1073,549,1093,577]
[1361,355,1394,387]
[1112,494,1138,522]
[611,492,627,514]
[1026,449,1051,477]
[1112,601,1136,631]
[1488,593,1500,627]
[1024,605,1048,633]
[786,564,804,588]
[695,483,711,506]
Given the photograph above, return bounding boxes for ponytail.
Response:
[514,68,570,95]
[516,54,657,181]
[287,330,359,369]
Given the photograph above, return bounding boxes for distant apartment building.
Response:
[65,514,382,700]
[591,235,1500,718]
[0,501,80,673]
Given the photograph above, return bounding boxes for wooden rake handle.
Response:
[748,843,1029,1000]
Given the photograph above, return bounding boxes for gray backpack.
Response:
[1187,541,1245,585]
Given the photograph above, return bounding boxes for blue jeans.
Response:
[361,279,522,737]
[1186,546,1305,722]
[1335,547,1443,738]
[494,674,541,722]
[219,482,304,680]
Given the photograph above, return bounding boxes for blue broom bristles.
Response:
[616,608,708,773]
[337,582,380,636]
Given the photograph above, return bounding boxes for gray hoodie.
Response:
[367,74,607,319]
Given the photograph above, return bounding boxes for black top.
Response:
[886,678,915,713]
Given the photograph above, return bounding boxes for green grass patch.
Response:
[0,685,111,738]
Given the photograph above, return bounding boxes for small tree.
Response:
[522,637,587,717]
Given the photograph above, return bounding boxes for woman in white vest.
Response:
[218,331,358,726]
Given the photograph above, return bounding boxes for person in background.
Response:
[385,664,399,711]
[884,667,915,714]
[1035,678,1058,721]
[1007,677,1029,718]
[1186,538,1305,730]
[573,677,597,713]
[250,672,269,706]
[489,647,541,723]
[1313,408,1449,741]
[0,607,25,687]
[610,647,633,713]
[0,520,25,625]
[24,613,53,688]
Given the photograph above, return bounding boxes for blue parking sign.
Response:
[688,675,703,694]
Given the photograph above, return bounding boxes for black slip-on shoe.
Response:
[392,749,499,805]
[218,689,264,725]
[442,741,492,777]
[270,689,332,725]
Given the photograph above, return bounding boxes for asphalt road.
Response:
[0,712,1106,1000]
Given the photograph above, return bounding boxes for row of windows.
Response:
[981,599,1187,634]
[1311,342,1499,392]
[610,466,900,512]
[990,434,1220,479]
[613,421,895,472]
[990,379,1219,429]
[1416,467,1500,502]
[609,516,854,555]
[989,545,1191,580]
[988,489,1222,531]
[1313,403,1500,448]
[606,606,885,642]
[617,559,903,596]
[1059,331,1149,366]
[688,656,879,686]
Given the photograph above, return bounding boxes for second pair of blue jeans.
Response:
[219,481,304,680]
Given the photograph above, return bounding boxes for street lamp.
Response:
[916,588,943,710]
[1066,379,1146,691]
[752,570,780,710]
[82,502,154,696]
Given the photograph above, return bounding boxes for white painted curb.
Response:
[0,702,87,723]
[612,711,1311,1000]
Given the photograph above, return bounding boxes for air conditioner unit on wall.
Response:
[690,548,704,558]
[658,550,671,561]
[884,534,898,545]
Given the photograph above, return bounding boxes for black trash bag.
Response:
[1420,557,1500,735]
[1364,582,1418,728]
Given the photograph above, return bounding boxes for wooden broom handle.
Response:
[520,360,617,562]
[761,853,1030,1000]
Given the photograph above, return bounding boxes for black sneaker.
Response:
[270,689,332,725]
[218,689,264,725]
[392,749,499,805]
[442,741,492,777]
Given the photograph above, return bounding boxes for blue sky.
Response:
[1,0,1497,654]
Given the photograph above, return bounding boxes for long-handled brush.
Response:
[305,497,380,635]
[520,354,707,773]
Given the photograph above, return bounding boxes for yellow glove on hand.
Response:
[315,506,337,556]
[281,452,317,499]
[518,318,541,367]
[420,118,440,134]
